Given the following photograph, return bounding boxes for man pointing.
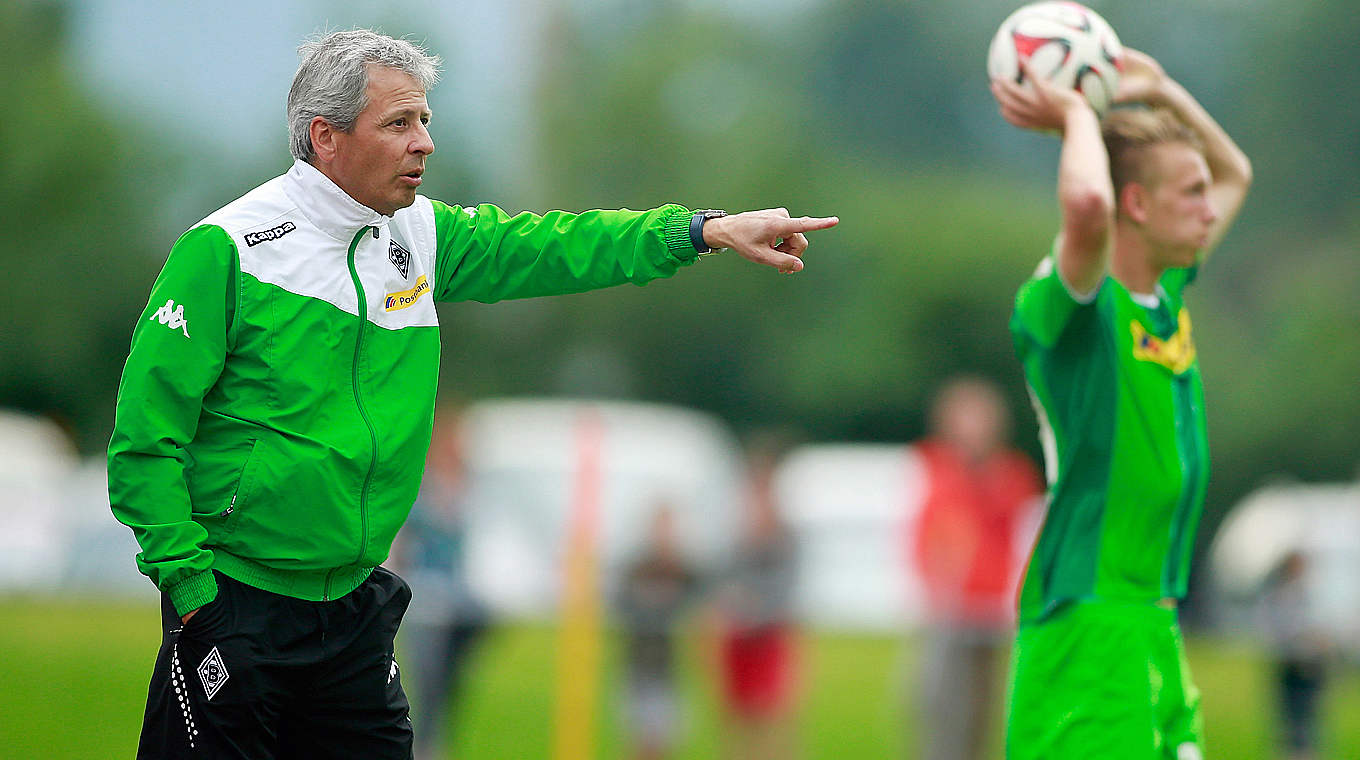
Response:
[109,28,836,760]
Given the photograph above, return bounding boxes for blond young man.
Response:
[993,48,1251,759]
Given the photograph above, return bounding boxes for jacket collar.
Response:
[282,159,390,242]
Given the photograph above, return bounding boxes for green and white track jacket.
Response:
[109,160,699,615]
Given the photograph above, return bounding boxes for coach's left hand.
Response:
[703,208,839,274]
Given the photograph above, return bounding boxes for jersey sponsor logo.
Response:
[150,299,191,338]
[384,275,430,312]
[196,646,230,701]
[1131,308,1195,374]
[388,240,411,278]
[243,221,297,247]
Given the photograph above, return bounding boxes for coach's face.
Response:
[322,65,434,216]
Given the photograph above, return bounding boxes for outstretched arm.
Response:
[1116,48,1253,259]
[431,204,839,303]
[992,63,1114,297]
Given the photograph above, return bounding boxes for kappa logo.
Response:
[197,646,230,701]
[388,240,411,279]
[149,299,191,338]
[384,275,430,312]
[244,221,297,247]
[388,657,400,685]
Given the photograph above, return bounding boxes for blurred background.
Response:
[1,0,1358,757]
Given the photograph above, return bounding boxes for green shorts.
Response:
[1006,599,1203,760]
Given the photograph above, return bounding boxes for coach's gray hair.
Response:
[287,29,442,162]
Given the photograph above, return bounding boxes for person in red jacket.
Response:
[715,444,800,760]
[910,376,1043,760]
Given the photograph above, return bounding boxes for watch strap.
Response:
[689,209,728,254]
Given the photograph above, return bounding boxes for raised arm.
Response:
[992,63,1114,297]
[1115,48,1253,258]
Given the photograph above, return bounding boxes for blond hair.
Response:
[1102,108,1204,202]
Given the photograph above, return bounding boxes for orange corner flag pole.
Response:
[552,410,604,760]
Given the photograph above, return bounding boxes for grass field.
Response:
[3,596,1358,758]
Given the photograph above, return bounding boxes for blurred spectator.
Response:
[1259,550,1331,760]
[910,376,1043,760]
[392,408,490,760]
[615,504,701,760]
[714,446,801,760]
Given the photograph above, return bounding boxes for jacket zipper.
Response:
[327,225,382,600]
[224,439,259,522]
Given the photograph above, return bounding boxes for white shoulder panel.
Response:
[196,183,441,328]
[199,178,354,319]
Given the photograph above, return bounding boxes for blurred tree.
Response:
[0,1,170,452]
[808,0,977,165]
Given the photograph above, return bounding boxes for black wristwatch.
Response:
[689,209,729,255]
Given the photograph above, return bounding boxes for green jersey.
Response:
[1010,249,1208,624]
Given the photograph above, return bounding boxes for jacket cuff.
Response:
[660,206,698,262]
[167,570,219,617]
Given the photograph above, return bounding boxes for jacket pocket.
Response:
[221,439,264,535]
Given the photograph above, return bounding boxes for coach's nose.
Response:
[411,121,434,156]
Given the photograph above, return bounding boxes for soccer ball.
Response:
[987,1,1123,117]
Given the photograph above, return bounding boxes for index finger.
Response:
[776,215,839,234]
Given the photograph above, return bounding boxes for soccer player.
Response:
[991,47,1252,759]
[108,29,836,760]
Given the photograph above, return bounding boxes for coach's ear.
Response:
[310,116,339,164]
[1120,181,1151,225]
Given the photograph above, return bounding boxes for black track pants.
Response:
[136,567,413,759]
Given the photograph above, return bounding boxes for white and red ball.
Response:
[987,1,1124,117]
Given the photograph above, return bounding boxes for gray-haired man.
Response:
[110,29,837,759]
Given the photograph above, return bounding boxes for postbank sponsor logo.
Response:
[384,275,430,312]
[1131,308,1196,374]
